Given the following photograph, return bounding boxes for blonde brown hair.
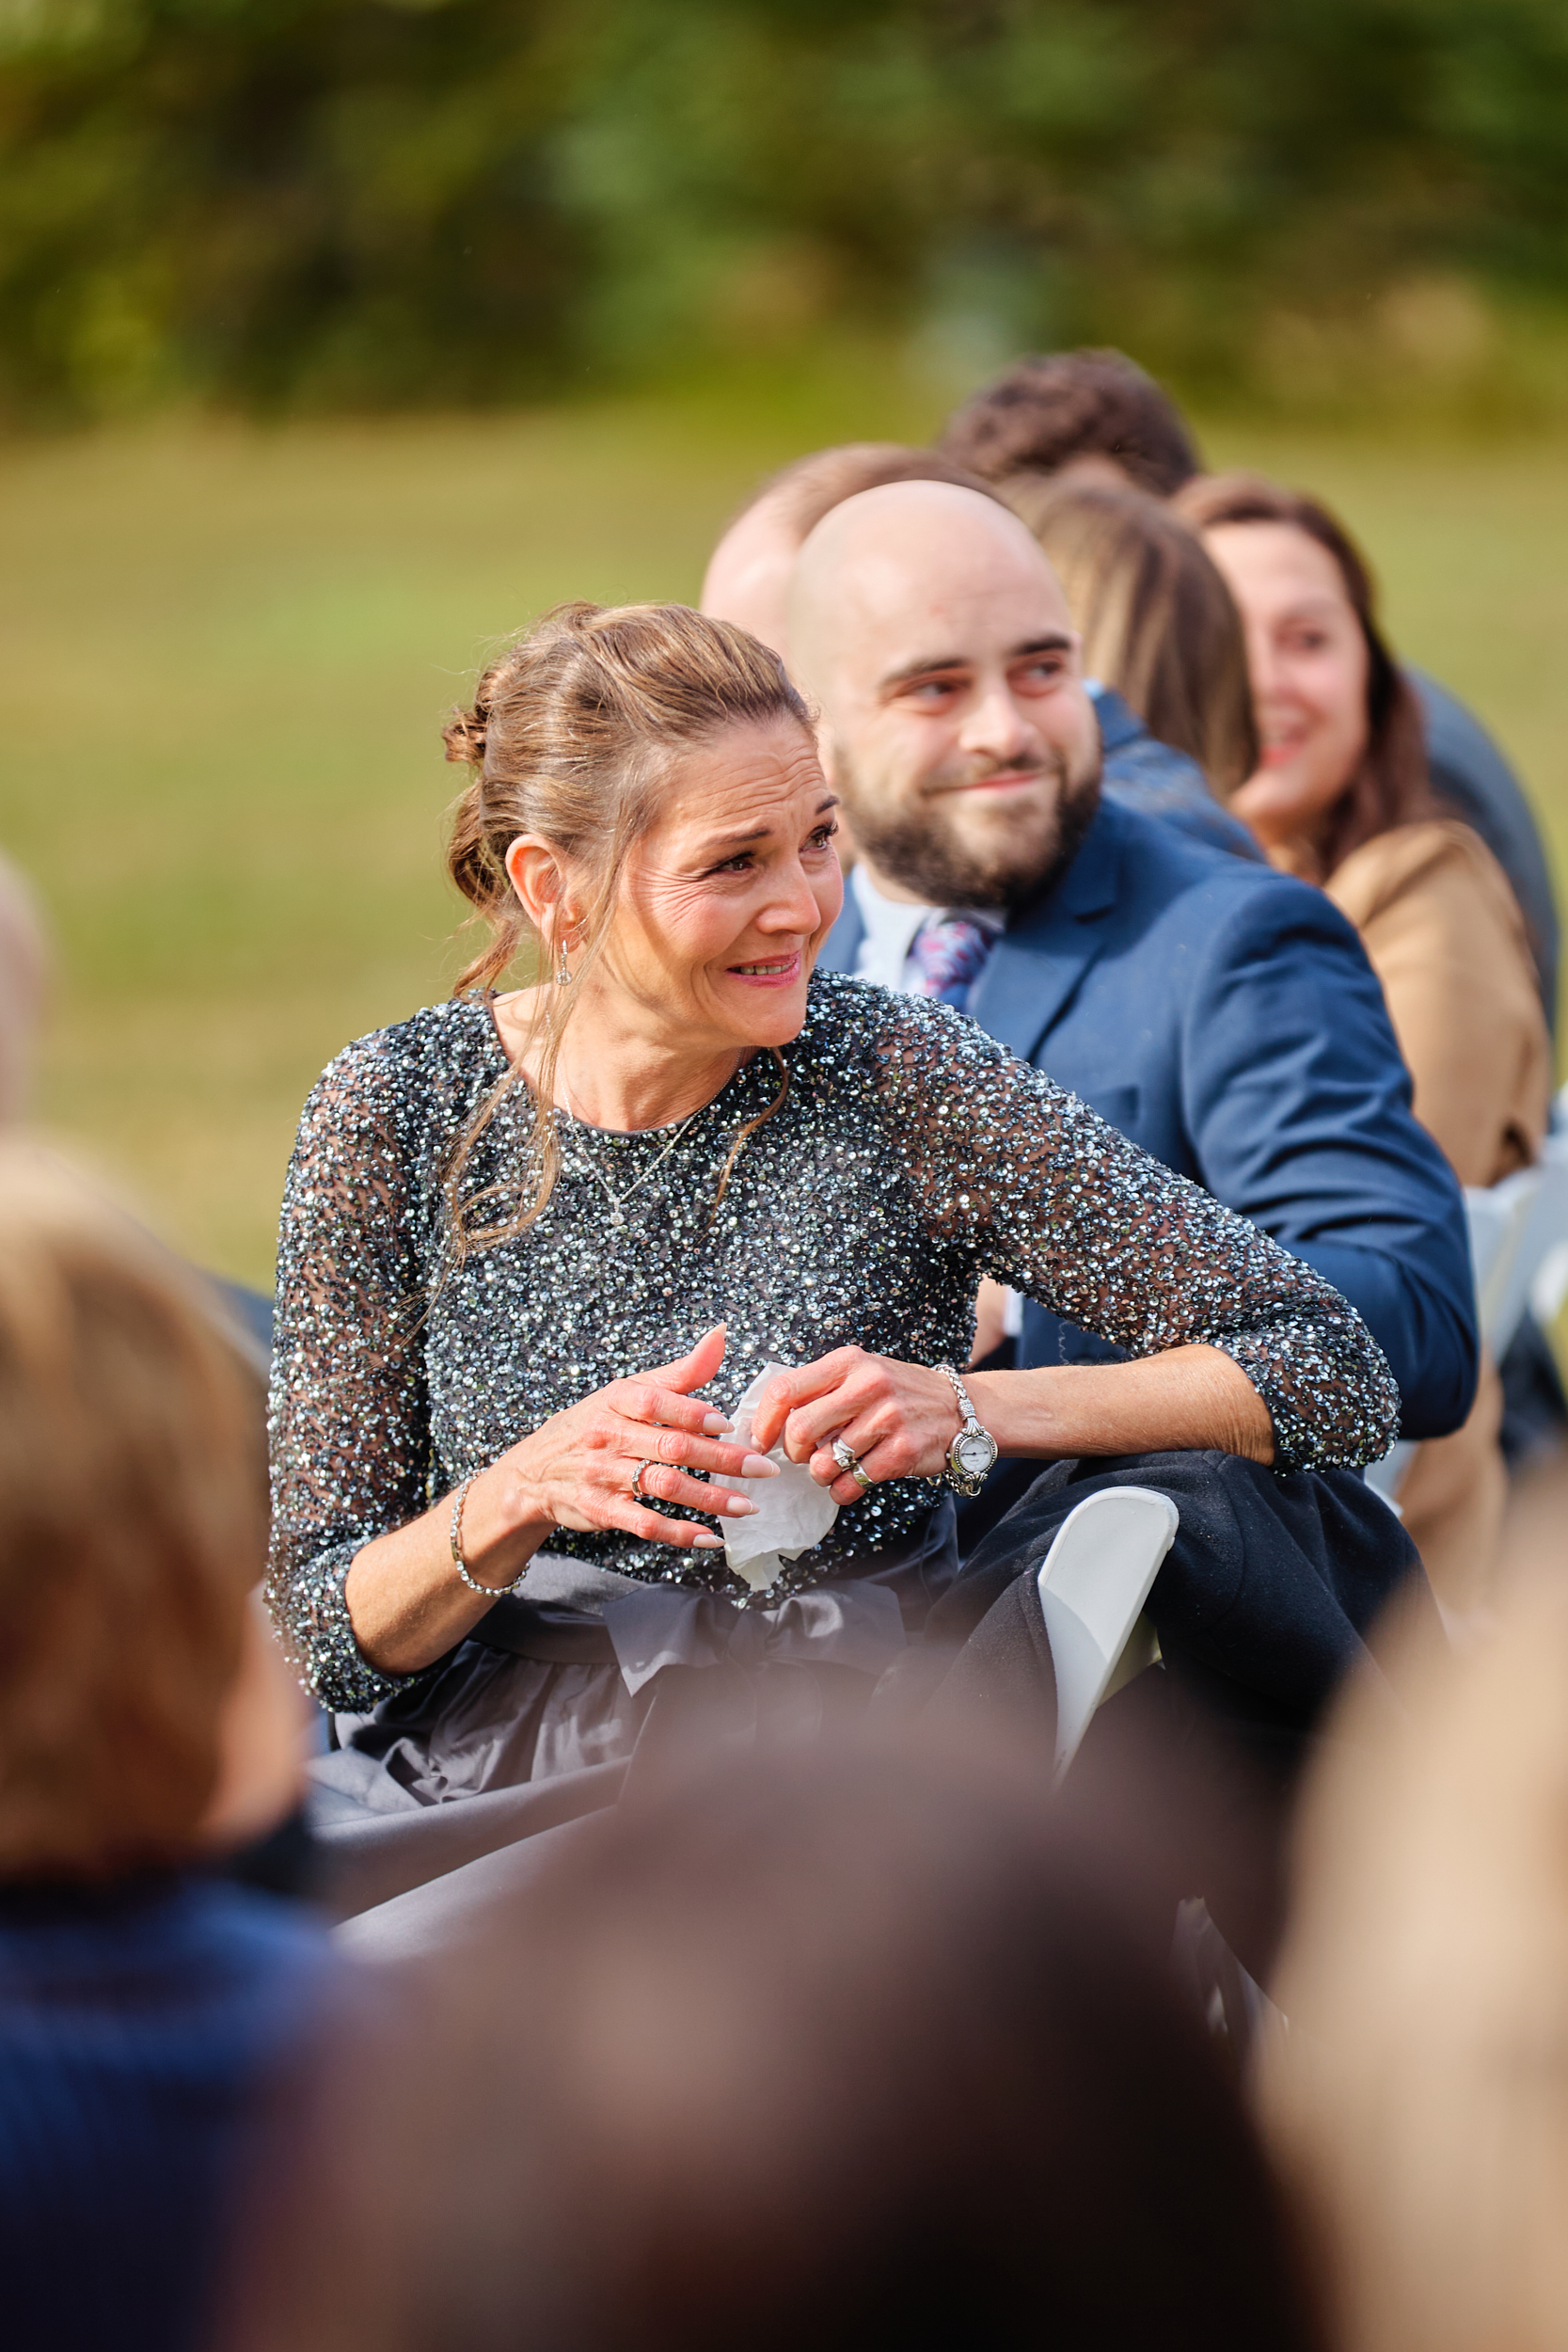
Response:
[1175,471,1432,869]
[1008,478,1259,798]
[0,1143,266,1880]
[442,600,813,1250]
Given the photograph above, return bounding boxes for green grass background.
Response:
[1,387,1563,1288]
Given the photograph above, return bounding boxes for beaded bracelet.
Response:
[449,1471,527,1598]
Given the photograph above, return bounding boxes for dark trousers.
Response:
[885,1450,1433,1974]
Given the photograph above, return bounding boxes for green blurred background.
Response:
[0,2,1565,1284]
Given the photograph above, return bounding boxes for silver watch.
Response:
[935,1363,999,1496]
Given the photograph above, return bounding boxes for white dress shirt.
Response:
[849,865,940,993]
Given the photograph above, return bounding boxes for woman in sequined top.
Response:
[267,601,1399,1844]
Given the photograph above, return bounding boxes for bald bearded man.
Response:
[705,441,1259,863]
[793,483,1477,1536]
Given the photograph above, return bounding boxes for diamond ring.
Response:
[630,1460,657,1502]
[832,1437,873,1493]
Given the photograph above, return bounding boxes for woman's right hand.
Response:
[488,1325,775,1554]
[346,1327,773,1677]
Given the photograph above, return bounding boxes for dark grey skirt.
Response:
[311,1505,958,1957]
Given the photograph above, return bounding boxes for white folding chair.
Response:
[1036,1486,1180,1780]
[1528,1092,1568,1381]
[1035,1490,1281,2056]
[1366,1141,1568,1511]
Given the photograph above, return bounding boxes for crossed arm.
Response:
[341,1324,1270,1678]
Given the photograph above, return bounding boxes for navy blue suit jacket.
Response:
[821,794,1477,1441]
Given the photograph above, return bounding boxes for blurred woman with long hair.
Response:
[1180,471,1552,1617]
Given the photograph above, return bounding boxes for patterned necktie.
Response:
[908,912,995,1010]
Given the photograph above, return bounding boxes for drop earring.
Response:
[556,941,570,985]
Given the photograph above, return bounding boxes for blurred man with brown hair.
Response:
[941,347,1201,499]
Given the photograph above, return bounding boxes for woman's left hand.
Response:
[748,1348,962,1504]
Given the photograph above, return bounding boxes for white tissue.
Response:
[721,1361,840,1595]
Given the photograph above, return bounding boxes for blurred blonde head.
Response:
[1007,477,1259,798]
[0,852,48,1124]
[0,1141,267,1879]
[1260,1467,1568,2352]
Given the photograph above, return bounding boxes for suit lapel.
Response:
[970,803,1124,1064]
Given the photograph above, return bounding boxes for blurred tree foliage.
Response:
[1,0,1567,421]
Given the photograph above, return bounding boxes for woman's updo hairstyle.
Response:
[441,601,814,1250]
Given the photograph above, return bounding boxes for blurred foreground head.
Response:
[1261,1464,1568,2352]
[700,442,1001,660]
[940,349,1202,500]
[0,1141,268,1878]
[237,1736,1321,2352]
[0,853,48,1124]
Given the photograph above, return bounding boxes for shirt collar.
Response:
[849,865,1004,992]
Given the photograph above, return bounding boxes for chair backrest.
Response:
[1369,1132,1568,1514]
[1363,1157,1560,1505]
[1466,1164,1546,1362]
[1528,1093,1568,1382]
[1036,1486,1180,1780]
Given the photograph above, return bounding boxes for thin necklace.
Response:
[562,1094,713,1229]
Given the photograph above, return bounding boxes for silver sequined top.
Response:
[266,974,1399,1710]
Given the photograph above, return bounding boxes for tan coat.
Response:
[1326,819,1553,1613]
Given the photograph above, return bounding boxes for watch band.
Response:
[934,1361,998,1496]
[935,1361,982,1433]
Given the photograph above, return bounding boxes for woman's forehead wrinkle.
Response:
[654,760,825,858]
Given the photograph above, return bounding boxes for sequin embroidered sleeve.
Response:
[863,988,1401,1472]
[265,1032,436,1710]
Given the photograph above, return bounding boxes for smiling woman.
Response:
[1182,478,1553,1613]
[265,599,1410,1942]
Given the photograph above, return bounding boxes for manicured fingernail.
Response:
[702,1413,735,1435]
[721,1494,758,1515]
[739,1452,778,1478]
[694,1531,724,1548]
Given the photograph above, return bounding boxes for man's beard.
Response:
[839,745,1103,914]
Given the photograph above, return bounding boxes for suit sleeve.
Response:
[1176,879,1478,1441]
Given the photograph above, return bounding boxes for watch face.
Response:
[954,1426,998,1478]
